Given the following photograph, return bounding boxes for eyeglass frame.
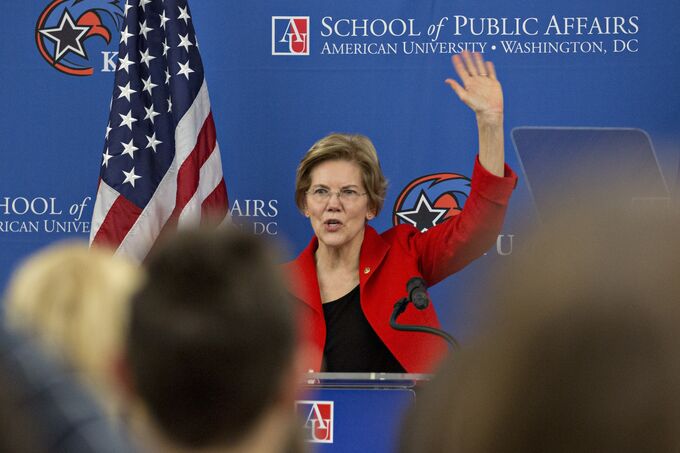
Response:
[305,186,368,203]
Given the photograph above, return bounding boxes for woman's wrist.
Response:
[475,111,504,127]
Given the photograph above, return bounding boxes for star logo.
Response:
[392,172,471,231]
[38,9,90,62]
[396,191,448,232]
[35,1,124,76]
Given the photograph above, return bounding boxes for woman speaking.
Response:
[285,52,517,373]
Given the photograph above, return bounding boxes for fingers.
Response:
[461,51,477,76]
[473,52,487,76]
[486,61,497,80]
[452,51,495,80]
[445,78,468,103]
[451,54,470,84]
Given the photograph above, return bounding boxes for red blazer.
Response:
[284,158,517,373]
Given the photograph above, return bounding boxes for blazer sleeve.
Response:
[406,156,517,286]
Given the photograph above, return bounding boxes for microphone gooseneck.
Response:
[390,277,459,349]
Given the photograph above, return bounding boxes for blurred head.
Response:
[125,227,299,451]
[0,361,43,453]
[400,205,680,453]
[4,242,140,413]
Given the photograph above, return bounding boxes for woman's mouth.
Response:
[324,219,343,232]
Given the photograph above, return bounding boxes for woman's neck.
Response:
[314,231,364,272]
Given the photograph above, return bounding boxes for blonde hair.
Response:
[4,242,142,414]
[295,133,388,216]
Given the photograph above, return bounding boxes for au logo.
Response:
[393,173,471,232]
[296,400,334,443]
[272,16,309,56]
[36,0,124,76]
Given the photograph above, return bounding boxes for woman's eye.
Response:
[314,188,329,195]
[342,189,358,196]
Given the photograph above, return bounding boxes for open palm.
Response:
[445,51,503,118]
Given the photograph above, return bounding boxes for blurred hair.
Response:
[400,201,680,453]
[295,133,388,215]
[4,242,141,414]
[127,227,296,449]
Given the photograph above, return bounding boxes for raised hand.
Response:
[445,51,505,176]
[445,51,503,122]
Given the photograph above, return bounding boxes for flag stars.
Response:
[159,10,170,29]
[121,138,139,159]
[165,68,171,84]
[120,26,133,45]
[177,60,194,80]
[142,76,157,94]
[117,53,134,73]
[139,0,152,11]
[122,167,141,188]
[139,20,153,39]
[119,109,138,130]
[162,38,170,56]
[144,105,160,123]
[178,6,191,24]
[105,122,112,139]
[102,148,113,167]
[117,81,136,101]
[167,96,173,112]
[146,133,162,153]
[178,33,193,52]
[140,47,156,67]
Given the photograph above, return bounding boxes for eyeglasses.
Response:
[306,187,367,203]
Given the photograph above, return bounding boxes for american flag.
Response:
[90,0,228,261]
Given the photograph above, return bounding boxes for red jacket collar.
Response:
[285,225,390,313]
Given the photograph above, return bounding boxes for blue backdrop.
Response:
[2,1,680,341]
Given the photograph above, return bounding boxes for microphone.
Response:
[407,277,430,310]
[390,277,459,349]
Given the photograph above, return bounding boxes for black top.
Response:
[322,285,405,373]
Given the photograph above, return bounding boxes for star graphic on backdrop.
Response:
[39,9,90,62]
[119,109,138,130]
[178,6,191,24]
[145,133,162,153]
[121,138,139,159]
[396,191,449,232]
[117,82,136,101]
[122,167,141,187]
[177,60,194,79]
[178,33,193,52]
[144,105,160,123]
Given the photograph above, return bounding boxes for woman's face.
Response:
[304,159,375,251]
